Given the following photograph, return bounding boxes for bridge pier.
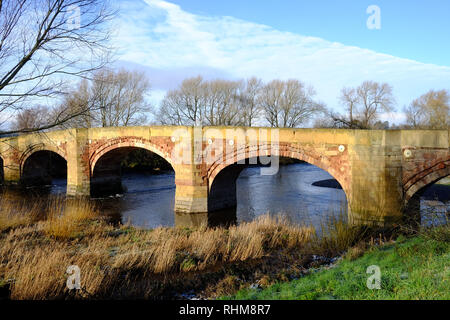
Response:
[66,129,90,197]
[1,138,20,186]
[346,131,405,226]
[2,161,20,186]
[173,163,209,213]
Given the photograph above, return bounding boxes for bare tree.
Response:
[238,77,263,127]
[339,87,360,128]
[259,80,283,127]
[356,81,394,128]
[0,0,114,135]
[403,102,423,129]
[12,105,51,131]
[53,79,93,128]
[330,81,395,129]
[203,79,242,126]
[56,68,152,128]
[158,77,322,128]
[158,76,244,126]
[93,69,151,127]
[158,76,205,126]
[260,79,323,128]
[404,89,450,129]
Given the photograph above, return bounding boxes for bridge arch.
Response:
[403,159,449,226]
[20,149,67,188]
[206,143,350,213]
[207,143,349,193]
[89,137,173,175]
[20,144,67,175]
[89,138,175,198]
[404,159,450,202]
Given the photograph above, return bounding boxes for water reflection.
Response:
[235,164,347,227]
[94,172,176,228]
[95,163,348,229]
[2,164,448,230]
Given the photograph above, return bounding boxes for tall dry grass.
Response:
[43,197,98,239]
[0,193,98,239]
[0,192,41,232]
[312,213,367,256]
[0,212,316,299]
[112,215,315,274]
[404,210,450,242]
[0,192,369,300]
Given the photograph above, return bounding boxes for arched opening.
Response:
[405,174,450,227]
[21,150,67,193]
[90,147,175,228]
[208,156,348,228]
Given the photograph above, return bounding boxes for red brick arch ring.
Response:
[89,137,174,175]
[20,144,67,175]
[404,160,450,202]
[206,143,351,198]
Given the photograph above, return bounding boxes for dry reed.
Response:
[0,205,317,299]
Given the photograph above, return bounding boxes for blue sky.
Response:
[168,0,450,67]
[113,0,450,123]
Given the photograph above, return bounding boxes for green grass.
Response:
[223,235,450,300]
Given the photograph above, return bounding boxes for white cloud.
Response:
[114,0,450,123]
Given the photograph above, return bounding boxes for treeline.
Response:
[157,76,324,128]
[315,82,449,130]
[12,70,450,132]
[13,69,151,131]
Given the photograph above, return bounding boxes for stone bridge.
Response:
[0,126,448,226]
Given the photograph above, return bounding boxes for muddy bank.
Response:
[311,179,342,189]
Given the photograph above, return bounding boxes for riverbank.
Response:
[0,194,448,300]
[0,195,375,300]
[224,228,450,300]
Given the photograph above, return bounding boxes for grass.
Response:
[0,203,321,299]
[310,213,367,257]
[43,197,98,239]
[0,194,98,239]
[1,192,447,300]
[223,233,450,300]
[0,192,41,232]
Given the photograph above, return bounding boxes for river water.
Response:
[8,163,450,229]
[95,163,348,229]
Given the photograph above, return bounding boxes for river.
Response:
[94,163,348,229]
[6,163,449,229]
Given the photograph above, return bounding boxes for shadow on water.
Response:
[2,164,448,230]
